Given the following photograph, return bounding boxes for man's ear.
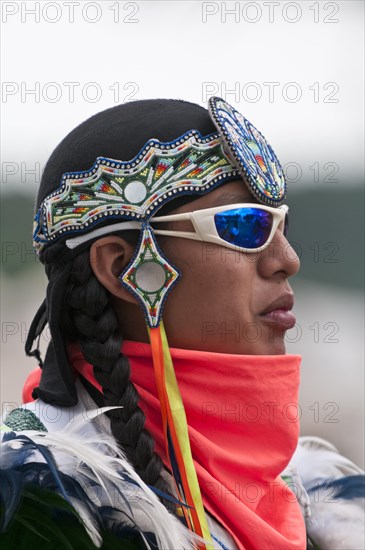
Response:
[89,236,138,305]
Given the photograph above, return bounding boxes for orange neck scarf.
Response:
[70,341,306,550]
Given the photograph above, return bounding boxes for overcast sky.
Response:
[1,0,364,194]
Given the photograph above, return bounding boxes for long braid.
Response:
[46,244,175,508]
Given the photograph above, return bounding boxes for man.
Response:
[1,97,363,549]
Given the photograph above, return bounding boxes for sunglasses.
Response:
[65,203,288,253]
[150,203,289,253]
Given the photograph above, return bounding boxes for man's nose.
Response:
[258,229,301,279]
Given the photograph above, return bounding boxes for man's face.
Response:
[157,179,300,355]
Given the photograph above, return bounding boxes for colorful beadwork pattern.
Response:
[33,131,239,254]
[208,97,286,206]
[120,224,180,327]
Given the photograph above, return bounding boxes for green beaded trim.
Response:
[4,408,48,432]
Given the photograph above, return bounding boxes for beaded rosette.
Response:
[208,97,286,206]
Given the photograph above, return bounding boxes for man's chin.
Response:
[265,340,287,355]
[256,323,287,355]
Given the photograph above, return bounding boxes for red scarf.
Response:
[69,341,306,550]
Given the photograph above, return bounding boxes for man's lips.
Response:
[258,294,296,329]
[259,309,296,329]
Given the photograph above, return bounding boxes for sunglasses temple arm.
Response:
[151,228,203,241]
[149,212,192,223]
[150,211,203,240]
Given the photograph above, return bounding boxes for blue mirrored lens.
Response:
[214,208,272,249]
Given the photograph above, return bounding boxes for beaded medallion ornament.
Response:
[121,223,181,327]
[208,97,286,206]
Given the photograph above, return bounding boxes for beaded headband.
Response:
[33,131,237,254]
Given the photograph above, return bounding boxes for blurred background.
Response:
[1,1,364,467]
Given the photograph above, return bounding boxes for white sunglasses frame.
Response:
[65,202,288,253]
[150,203,289,253]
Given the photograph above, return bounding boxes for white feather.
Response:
[307,490,364,549]
[288,436,365,549]
[1,411,202,549]
[290,436,364,485]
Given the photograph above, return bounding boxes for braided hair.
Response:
[42,231,175,507]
